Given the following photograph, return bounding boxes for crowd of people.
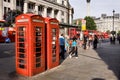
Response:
[59,33,102,60]
[59,33,120,60]
[59,34,78,59]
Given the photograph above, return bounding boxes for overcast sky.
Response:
[69,0,120,19]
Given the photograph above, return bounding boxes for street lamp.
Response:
[112,9,115,31]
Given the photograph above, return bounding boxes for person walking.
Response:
[69,36,78,59]
[117,35,120,44]
[83,35,88,50]
[65,36,70,53]
[59,34,65,59]
[88,35,93,48]
[93,35,98,49]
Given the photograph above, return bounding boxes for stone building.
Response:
[0,0,74,25]
[94,14,120,33]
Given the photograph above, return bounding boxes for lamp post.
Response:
[112,10,115,31]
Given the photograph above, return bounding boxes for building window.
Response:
[38,6,43,12]
[28,3,35,9]
[8,0,10,2]
[4,7,7,14]
[61,19,64,23]
[16,0,20,6]
[61,11,64,16]
[54,10,58,18]
[4,0,10,2]
[8,8,10,12]
[62,0,64,5]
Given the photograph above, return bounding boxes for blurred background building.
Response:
[0,0,74,25]
[94,13,120,33]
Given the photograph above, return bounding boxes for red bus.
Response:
[83,30,109,39]
[0,20,15,43]
[68,28,80,39]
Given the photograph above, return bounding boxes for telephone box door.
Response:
[16,25,29,76]
[16,14,45,76]
[45,18,59,69]
[31,23,45,75]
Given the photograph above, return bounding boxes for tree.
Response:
[4,9,22,26]
[117,30,120,35]
[84,16,97,30]
[106,30,111,34]
[73,19,81,29]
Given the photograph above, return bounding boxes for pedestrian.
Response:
[112,35,116,44]
[83,35,88,50]
[69,36,78,59]
[117,35,120,44]
[5,37,11,43]
[98,35,102,48]
[88,35,93,48]
[65,35,70,53]
[93,35,98,49]
[59,34,65,59]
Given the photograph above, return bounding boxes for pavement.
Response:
[0,41,120,80]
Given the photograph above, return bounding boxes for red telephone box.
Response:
[45,17,59,69]
[15,14,45,76]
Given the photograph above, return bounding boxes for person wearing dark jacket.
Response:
[93,35,98,49]
[83,35,88,50]
[59,34,65,59]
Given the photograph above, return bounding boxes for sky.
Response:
[69,0,120,19]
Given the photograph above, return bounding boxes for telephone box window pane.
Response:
[52,29,56,36]
[19,48,25,53]
[19,64,25,69]
[52,44,56,49]
[52,50,56,57]
[19,54,25,58]
[19,38,24,42]
[36,48,41,52]
[36,37,41,42]
[52,29,56,33]
[19,43,25,47]
[36,32,41,36]
[35,27,42,36]
[18,27,25,31]
[19,59,25,63]
[52,41,56,45]
[52,57,56,62]
[19,32,24,36]
[52,28,57,62]
[35,27,41,31]
[36,53,41,57]
[52,36,56,40]
[36,43,41,47]
[36,63,41,68]
[36,58,41,62]
[52,50,56,62]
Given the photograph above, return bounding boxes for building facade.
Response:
[94,14,120,33]
[0,0,74,25]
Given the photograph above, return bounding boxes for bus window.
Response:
[0,20,8,27]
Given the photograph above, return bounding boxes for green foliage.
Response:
[106,30,111,34]
[4,9,22,26]
[117,30,120,35]
[84,16,97,30]
[73,19,81,29]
